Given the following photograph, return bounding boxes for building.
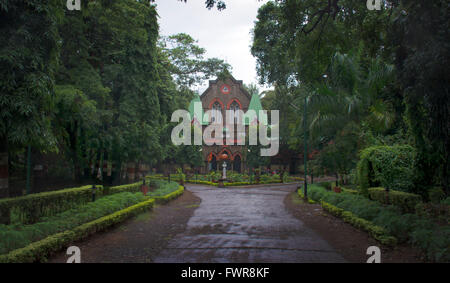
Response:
[188,76,264,174]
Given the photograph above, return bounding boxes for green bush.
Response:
[149,182,182,197]
[0,181,150,225]
[0,192,147,255]
[317,182,333,191]
[357,145,416,193]
[186,180,218,186]
[153,186,184,204]
[0,182,186,263]
[310,184,449,262]
[342,187,359,195]
[429,187,446,204]
[0,197,155,263]
[368,187,423,213]
[321,201,397,246]
[0,185,103,225]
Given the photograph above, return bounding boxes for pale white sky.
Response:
[154,0,271,94]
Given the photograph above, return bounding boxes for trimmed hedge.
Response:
[342,187,359,195]
[317,182,333,191]
[0,198,155,263]
[184,180,285,187]
[224,182,251,186]
[153,186,185,204]
[321,201,397,246]
[0,192,148,254]
[0,181,147,225]
[0,183,186,263]
[368,187,423,213]
[0,185,103,225]
[310,184,450,262]
[297,188,317,204]
[186,180,218,186]
[357,145,416,194]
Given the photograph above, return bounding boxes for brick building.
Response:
[188,76,263,174]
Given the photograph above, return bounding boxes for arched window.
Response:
[211,101,222,123]
[230,101,240,124]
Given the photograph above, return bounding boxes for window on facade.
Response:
[211,102,222,123]
[230,101,240,124]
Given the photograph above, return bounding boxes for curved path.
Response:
[154,184,346,263]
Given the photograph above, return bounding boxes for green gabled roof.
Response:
[188,95,207,125]
[245,93,267,125]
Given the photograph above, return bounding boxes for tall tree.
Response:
[0,0,63,197]
[391,0,450,194]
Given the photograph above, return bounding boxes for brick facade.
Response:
[200,76,251,173]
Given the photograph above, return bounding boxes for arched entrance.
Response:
[210,154,217,171]
[233,154,241,173]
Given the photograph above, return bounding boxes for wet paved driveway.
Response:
[154,184,346,263]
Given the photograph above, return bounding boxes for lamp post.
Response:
[289,95,309,199]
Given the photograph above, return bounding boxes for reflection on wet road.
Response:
[154,184,346,263]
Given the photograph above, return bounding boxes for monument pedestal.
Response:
[218,178,226,188]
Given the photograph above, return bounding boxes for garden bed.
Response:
[300,184,450,262]
[0,181,184,263]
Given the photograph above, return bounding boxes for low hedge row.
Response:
[186,180,285,187]
[368,187,422,213]
[0,198,155,263]
[153,186,184,204]
[0,185,103,225]
[0,192,147,255]
[224,182,252,186]
[186,180,218,186]
[342,187,359,195]
[297,188,317,204]
[320,201,397,246]
[0,183,186,263]
[309,184,450,262]
[0,181,146,225]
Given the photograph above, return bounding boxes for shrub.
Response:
[0,192,147,255]
[0,185,103,225]
[317,182,333,191]
[153,186,184,204]
[357,145,416,193]
[311,183,449,262]
[368,187,423,213]
[0,181,151,225]
[342,187,359,195]
[321,201,397,246]
[186,180,218,186]
[429,187,446,204]
[0,197,155,263]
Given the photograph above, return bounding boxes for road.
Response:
[154,184,346,263]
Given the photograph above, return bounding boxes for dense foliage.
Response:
[308,184,449,262]
[357,145,416,194]
[0,1,229,196]
[251,0,448,197]
[0,191,146,255]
